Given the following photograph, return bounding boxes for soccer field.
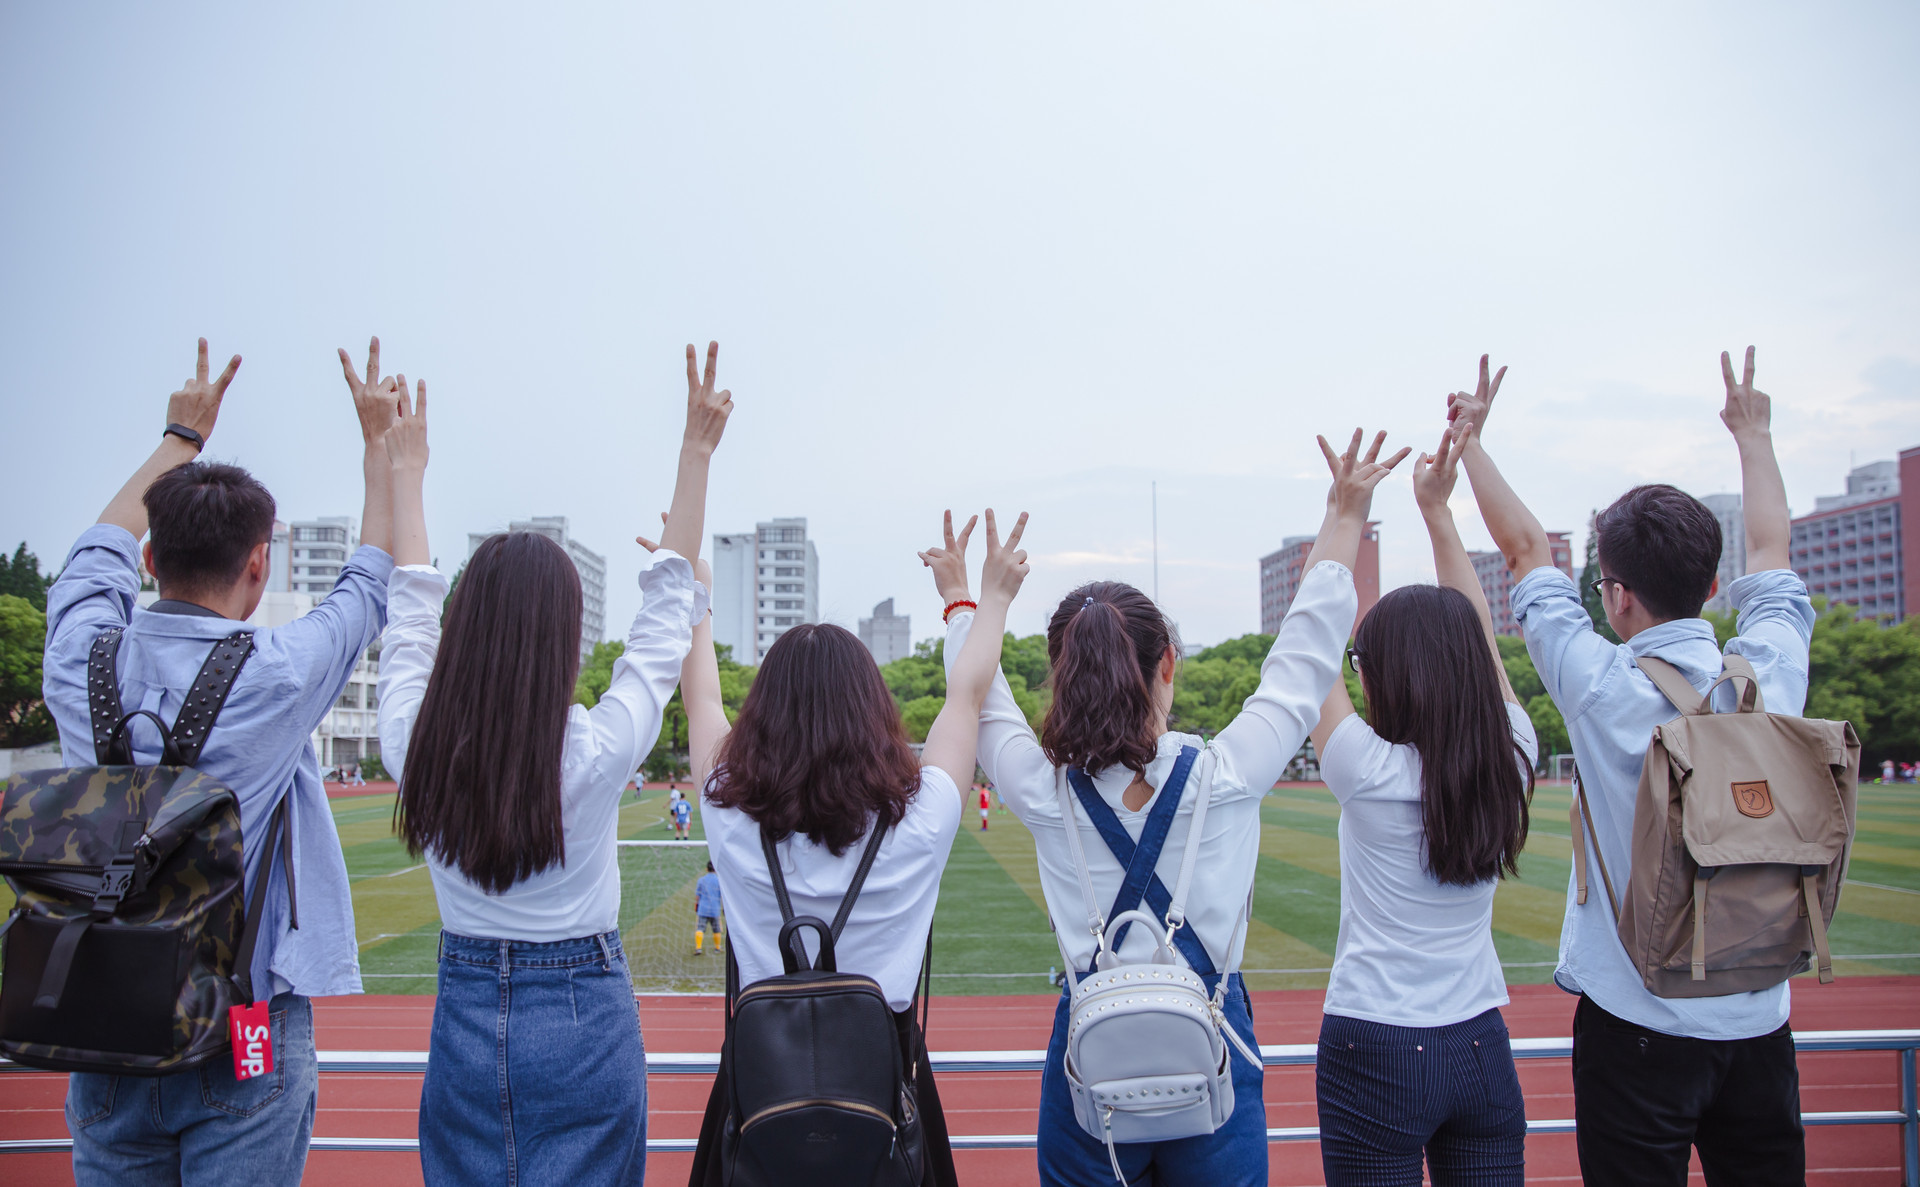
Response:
[324,781,1920,996]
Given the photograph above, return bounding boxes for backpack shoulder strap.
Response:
[1634,655,1708,717]
[88,629,129,764]
[228,798,288,1002]
[829,819,890,942]
[1054,772,1108,943]
[758,824,797,924]
[169,631,255,767]
[1162,746,1210,931]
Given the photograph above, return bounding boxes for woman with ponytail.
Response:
[932,430,1406,1187]
[1308,416,1535,1186]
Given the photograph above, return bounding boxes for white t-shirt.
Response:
[378,553,707,943]
[1319,701,1538,1028]
[704,768,962,1012]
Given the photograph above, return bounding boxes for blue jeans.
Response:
[1037,972,1267,1187]
[424,930,647,1187]
[66,992,317,1187]
[1316,1007,1525,1187]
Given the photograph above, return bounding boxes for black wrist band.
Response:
[163,423,206,452]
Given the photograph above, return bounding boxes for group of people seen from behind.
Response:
[35,335,1814,1187]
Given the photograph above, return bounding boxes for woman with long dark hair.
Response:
[680,508,1030,1187]
[936,431,1407,1187]
[376,343,734,1185]
[1308,418,1536,1186]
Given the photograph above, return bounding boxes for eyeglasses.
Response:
[1589,577,1628,596]
[1345,646,1362,673]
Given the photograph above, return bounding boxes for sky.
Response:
[3,3,1916,648]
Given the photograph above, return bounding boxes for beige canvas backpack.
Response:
[1570,653,1860,999]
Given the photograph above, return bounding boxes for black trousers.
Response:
[1571,995,1804,1187]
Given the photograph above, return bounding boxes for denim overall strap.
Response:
[1064,746,1214,975]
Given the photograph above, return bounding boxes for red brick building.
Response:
[1788,446,1918,624]
[1259,521,1379,634]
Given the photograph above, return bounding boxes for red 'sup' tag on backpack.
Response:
[228,1002,273,1081]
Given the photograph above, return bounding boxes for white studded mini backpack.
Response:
[1053,750,1261,1181]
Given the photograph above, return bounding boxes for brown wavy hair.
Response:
[1040,581,1175,776]
[396,532,582,893]
[706,623,923,855]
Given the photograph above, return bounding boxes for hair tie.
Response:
[1081,596,1095,610]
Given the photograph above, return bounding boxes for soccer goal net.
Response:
[616,840,725,993]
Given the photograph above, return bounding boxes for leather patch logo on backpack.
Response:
[1732,780,1775,819]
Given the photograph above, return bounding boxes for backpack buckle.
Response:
[93,859,137,910]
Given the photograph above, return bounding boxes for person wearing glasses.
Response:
[1452,349,1812,1186]
[1306,415,1537,1186]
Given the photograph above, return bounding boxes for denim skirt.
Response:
[422,930,647,1187]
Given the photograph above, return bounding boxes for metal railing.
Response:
[4,1030,1916,1183]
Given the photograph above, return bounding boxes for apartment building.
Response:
[711,517,820,664]
[1789,450,1919,624]
[1259,522,1380,634]
[467,516,608,661]
[1468,531,1574,636]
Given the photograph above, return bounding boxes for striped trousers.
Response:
[1315,1007,1525,1187]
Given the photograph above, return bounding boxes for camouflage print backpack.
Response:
[0,626,288,1074]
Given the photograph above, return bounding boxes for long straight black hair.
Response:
[396,532,582,893]
[1352,584,1533,886]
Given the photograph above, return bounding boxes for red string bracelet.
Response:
[943,599,978,623]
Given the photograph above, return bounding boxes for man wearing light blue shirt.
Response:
[1452,348,1812,1185]
[41,338,410,1186]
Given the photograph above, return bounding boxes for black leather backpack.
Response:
[711,823,928,1187]
[0,628,288,1074]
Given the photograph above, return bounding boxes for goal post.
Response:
[617,839,725,993]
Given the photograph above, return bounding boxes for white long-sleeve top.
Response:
[377,552,709,942]
[944,561,1357,974]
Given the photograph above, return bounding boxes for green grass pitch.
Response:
[7,782,1911,994]
[323,780,1920,995]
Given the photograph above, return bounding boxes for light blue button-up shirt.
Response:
[1513,565,1815,1040]
[43,523,392,1001]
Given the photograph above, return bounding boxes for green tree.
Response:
[1806,598,1920,766]
[441,558,467,629]
[1577,513,1622,645]
[0,544,53,613]
[878,633,1051,741]
[1494,635,1567,763]
[0,594,56,747]
[587,642,757,782]
[573,639,626,707]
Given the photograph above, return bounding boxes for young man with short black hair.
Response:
[1454,348,1813,1184]
[42,337,411,1185]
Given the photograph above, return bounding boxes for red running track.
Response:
[3,979,1915,1185]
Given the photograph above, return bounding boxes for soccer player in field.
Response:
[694,861,724,954]
[672,789,693,839]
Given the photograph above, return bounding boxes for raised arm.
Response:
[1720,346,1789,573]
[385,380,430,567]
[337,338,403,557]
[682,558,731,789]
[1449,355,1552,576]
[922,510,1029,797]
[98,338,240,537]
[1412,420,1517,703]
[1304,428,1409,757]
[659,341,733,563]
